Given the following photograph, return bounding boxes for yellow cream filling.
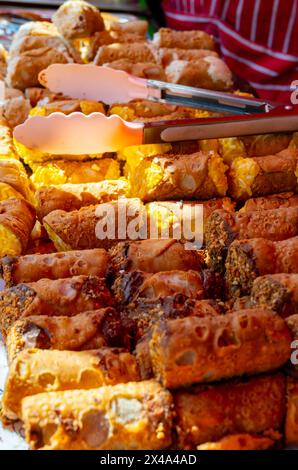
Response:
[208,152,228,196]
[219,137,247,165]
[231,157,260,198]
[0,183,24,202]
[0,225,22,257]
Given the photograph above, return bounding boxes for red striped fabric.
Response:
[162,0,298,102]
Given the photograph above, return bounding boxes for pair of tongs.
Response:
[13,64,298,154]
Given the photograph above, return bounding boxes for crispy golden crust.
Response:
[110,20,148,36]
[9,35,72,58]
[285,378,298,446]
[0,249,110,287]
[241,134,292,157]
[43,198,146,251]
[0,198,36,252]
[225,237,298,298]
[112,269,224,306]
[229,148,298,200]
[159,47,218,66]
[35,180,128,220]
[110,239,203,274]
[0,159,33,201]
[52,0,105,39]
[250,274,298,317]
[240,193,298,212]
[6,47,73,91]
[197,433,275,450]
[125,297,223,343]
[88,32,147,61]
[153,28,215,50]
[1,96,31,129]
[206,207,298,272]
[128,152,228,201]
[3,347,140,420]
[113,270,205,305]
[0,275,114,339]
[150,309,291,389]
[94,43,157,65]
[103,60,166,81]
[174,373,286,448]
[21,380,173,450]
[6,308,124,362]
[166,58,233,92]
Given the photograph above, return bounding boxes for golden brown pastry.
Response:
[159,47,218,66]
[6,307,124,362]
[0,198,36,257]
[110,20,148,37]
[43,198,146,251]
[225,236,298,298]
[21,380,173,450]
[104,60,166,81]
[0,96,31,128]
[6,47,73,91]
[166,58,233,92]
[228,148,298,200]
[150,309,291,388]
[240,192,298,212]
[127,151,228,201]
[174,373,286,448]
[112,269,223,306]
[0,248,110,287]
[206,207,298,273]
[110,239,203,274]
[153,28,216,50]
[35,180,128,219]
[52,0,105,40]
[94,43,157,65]
[250,274,298,317]
[0,159,34,201]
[2,347,140,420]
[0,275,114,339]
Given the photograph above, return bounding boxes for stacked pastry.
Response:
[0,0,298,452]
[0,120,36,258]
[0,238,296,450]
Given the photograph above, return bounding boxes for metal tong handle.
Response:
[146,79,276,115]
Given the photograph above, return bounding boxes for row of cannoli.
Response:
[1,238,298,449]
[3,368,296,450]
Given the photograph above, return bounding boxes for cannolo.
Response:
[21,380,173,450]
[3,347,140,420]
[174,373,286,448]
[225,236,298,297]
[0,248,110,287]
[0,275,114,339]
[150,309,291,388]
